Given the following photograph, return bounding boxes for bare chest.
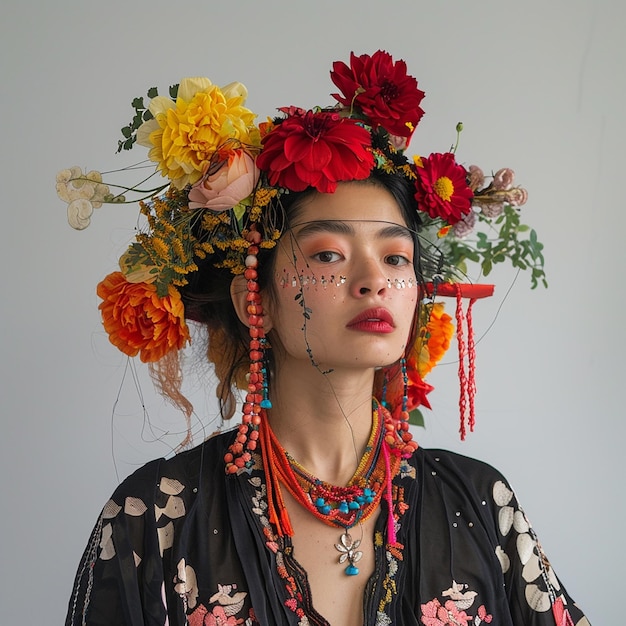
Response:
[283,490,379,626]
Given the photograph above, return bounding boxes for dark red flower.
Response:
[414,152,473,224]
[256,109,374,193]
[330,50,425,140]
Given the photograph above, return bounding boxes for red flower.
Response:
[331,50,425,140]
[97,271,190,362]
[414,152,473,224]
[256,109,374,193]
[405,365,434,412]
[384,358,434,421]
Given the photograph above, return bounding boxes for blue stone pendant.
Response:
[335,531,363,576]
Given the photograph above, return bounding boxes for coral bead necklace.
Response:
[260,401,402,576]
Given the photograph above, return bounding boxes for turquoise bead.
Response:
[345,564,359,576]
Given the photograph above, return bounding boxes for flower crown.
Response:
[57,50,545,434]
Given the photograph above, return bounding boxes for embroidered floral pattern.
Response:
[420,584,492,626]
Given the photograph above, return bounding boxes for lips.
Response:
[346,307,395,333]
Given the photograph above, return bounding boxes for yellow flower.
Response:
[137,77,260,189]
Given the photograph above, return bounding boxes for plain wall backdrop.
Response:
[1,1,623,623]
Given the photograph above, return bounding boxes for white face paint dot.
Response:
[213,529,219,535]
[431,471,437,476]
[453,522,458,528]
[455,511,461,517]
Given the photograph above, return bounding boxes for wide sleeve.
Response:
[65,459,171,626]
[490,476,591,626]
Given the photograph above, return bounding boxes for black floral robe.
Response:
[66,430,591,626]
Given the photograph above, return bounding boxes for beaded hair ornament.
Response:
[57,50,545,466]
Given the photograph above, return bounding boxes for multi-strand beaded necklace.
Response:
[259,401,404,576]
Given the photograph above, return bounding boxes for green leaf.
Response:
[121,126,132,138]
[408,408,425,428]
[147,87,158,99]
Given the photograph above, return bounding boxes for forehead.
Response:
[291,219,414,243]
[291,182,407,227]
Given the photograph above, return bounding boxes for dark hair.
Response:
[177,169,434,418]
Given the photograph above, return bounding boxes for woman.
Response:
[60,51,588,625]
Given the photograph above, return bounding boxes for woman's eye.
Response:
[313,251,341,263]
[386,254,411,267]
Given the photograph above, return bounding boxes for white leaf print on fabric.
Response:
[516,532,535,565]
[525,583,551,612]
[498,505,514,535]
[124,497,147,517]
[155,495,185,521]
[492,480,514,506]
[513,509,530,533]
[158,521,174,556]
[495,545,510,573]
[102,499,122,519]
[99,523,115,560]
[174,558,198,610]
[159,477,185,495]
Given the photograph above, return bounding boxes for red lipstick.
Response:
[346,308,395,334]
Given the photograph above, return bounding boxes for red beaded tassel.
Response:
[425,282,493,441]
[453,288,477,440]
[224,226,266,475]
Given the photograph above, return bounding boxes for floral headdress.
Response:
[57,50,545,453]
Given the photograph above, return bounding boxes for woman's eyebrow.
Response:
[292,220,354,238]
[293,220,413,241]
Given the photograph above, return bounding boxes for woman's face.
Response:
[266,182,419,374]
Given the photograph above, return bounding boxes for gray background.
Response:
[1,1,622,623]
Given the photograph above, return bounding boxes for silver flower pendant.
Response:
[334,531,363,576]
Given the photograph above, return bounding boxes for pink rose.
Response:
[467,165,485,191]
[188,151,259,211]
[505,186,528,206]
[479,202,504,218]
[452,210,476,238]
[492,167,515,190]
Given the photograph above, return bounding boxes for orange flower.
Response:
[97,271,190,362]
[418,302,454,377]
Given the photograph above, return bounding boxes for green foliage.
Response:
[117,84,180,153]
[408,408,425,428]
[442,205,547,289]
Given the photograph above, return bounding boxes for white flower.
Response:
[56,166,110,229]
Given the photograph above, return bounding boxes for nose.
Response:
[349,257,388,298]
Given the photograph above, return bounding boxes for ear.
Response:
[230,275,274,332]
